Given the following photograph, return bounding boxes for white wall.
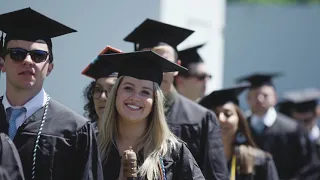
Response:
[160,0,226,93]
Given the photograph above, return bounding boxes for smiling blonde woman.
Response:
[94,51,205,180]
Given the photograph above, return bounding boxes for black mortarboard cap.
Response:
[281,88,320,113]
[0,7,76,56]
[123,18,194,51]
[82,46,122,80]
[235,72,283,88]
[276,100,292,116]
[199,83,251,109]
[178,43,205,68]
[96,50,188,85]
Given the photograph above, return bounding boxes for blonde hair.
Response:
[98,76,178,179]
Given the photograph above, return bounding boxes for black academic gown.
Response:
[165,90,228,180]
[0,133,25,180]
[103,140,205,180]
[227,149,279,180]
[0,98,103,180]
[247,113,311,180]
[294,160,320,180]
[294,128,320,180]
[0,167,11,180]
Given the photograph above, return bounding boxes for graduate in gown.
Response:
[94,50,205,179]
[82,45,121,133]
[174,43,212,102]
[0,133,25,180]
[0,8,103,180]
[235,73,311,180]
[123,19,228,180]
[278,89,320,179]
[199,84,279,180]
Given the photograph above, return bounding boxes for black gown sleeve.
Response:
[177,143,205,180]
[74,122,104,180]
[201,111,229,180]
[264,158,279,180]
[0,133,25,180]
[0,100,8,134]
[293,161,320,180]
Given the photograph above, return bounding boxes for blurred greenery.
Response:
[227,0,320,4]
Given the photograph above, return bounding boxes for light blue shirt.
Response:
[2,88,47,128]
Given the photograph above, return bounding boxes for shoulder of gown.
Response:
[274,113,300,132]
[49,99,88,127]
[170,94,212,124]
[42,99,91,136]
[33,99,104,180]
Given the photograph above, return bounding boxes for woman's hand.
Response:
[235,145,267,174]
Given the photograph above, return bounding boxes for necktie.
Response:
[7,107,26,140]
[251,116,266,134]
[253,119,265,134]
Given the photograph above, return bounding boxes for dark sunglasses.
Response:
[187,73,212,81]
[6,48,49,63]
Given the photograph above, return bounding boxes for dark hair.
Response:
[213,103,257,148]
[233,104,257,148]
[83,81,98,121]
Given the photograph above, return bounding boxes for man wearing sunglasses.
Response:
[0,8,103,180]
[175,44,212,102]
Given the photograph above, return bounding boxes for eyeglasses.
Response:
[92,87,109,99]
[6,48,49,63]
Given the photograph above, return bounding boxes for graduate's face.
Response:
[93,77,117,120]
[292,110,317,131]
[215,102,239,136]
[2,40,53,92]
[247,85,277,115]
[144,45,179,94]
[116,76,154,124]
[176,62,211,101]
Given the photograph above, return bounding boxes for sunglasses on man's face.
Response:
[187,73,212,81]
[6,48,49,63]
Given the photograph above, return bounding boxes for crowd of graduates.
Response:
[0,7,319,180]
